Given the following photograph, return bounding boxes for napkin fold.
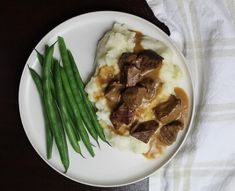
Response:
[146,0,235,190]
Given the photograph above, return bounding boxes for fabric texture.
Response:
[146,0,235,190]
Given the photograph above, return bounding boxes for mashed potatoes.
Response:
[85,23,182,154]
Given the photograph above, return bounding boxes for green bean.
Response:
[63,92,76,128]
[42,45,69,172]
[50,77,56,97]
[54,62,82,154]
[45,44,49,52]
[64,98,81,141]
[67,50,107,143]
[60,67,95,157]
[50,71,75,120]
[58,37,98,144]
[50,61,79,141]
[35,48,56,94]
[36,47,55,71]
[28,66,53,159]
[35,47,51,66]
[35,49,44,67]
[67,111,81,142]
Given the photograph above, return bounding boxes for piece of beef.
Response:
[118,52,138,68]
[105,81,123,105]
[154,95,182,124]
[121,65,141,87]
[130,120,159,143]
[110,104,135,128]
[122,86,147,108]
[158,120,183,145]
[139,78,160,100]
[137,50,163,75]
[118,50,163,87]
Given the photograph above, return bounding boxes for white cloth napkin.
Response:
[146,0,235,190]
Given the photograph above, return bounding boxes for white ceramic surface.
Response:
[18,11,195,187]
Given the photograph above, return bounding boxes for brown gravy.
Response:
[130,30,144,53]
[174,87,189,124]
[114,125,129,135]
[144,63,162,79]
[106,99,118,111]
[97,65,115,85]
[144,136,166,159]
[144,87,189,159]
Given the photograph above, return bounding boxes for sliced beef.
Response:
[122,86,147,108]
[121,65,141,87]
[137,50,163,75]
[110,104,135,128]
[139,78,160,100]
[158,120,183,145]
[130,120,159,143]
[105,81,123,105]
[154,95,182,124]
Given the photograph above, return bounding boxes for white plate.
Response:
[19,11,195,187]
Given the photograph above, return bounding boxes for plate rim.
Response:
[18,11,196,187]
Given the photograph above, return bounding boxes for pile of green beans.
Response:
[28,37,109,172]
